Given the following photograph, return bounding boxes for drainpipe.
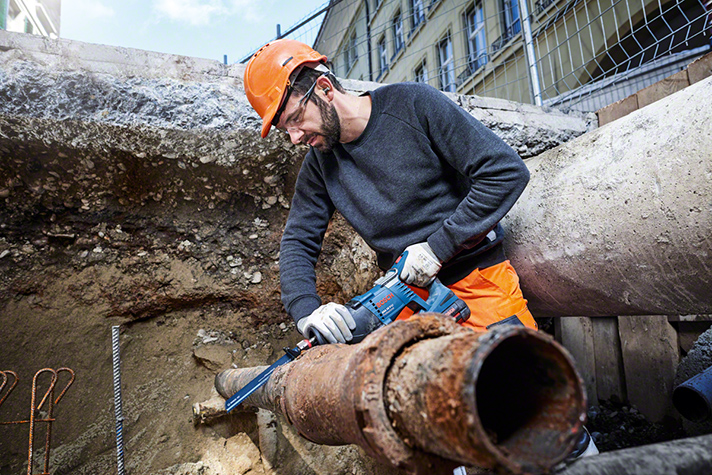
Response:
[0,0,8,30]
[519,0,543,105]
[216,315,586,474]
[364,0,373,81]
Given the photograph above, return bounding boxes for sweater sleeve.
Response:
[420,88,530,263]
[279,151,336,322]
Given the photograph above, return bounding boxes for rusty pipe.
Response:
[216,315,586,474]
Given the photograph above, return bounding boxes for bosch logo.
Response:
[376,293,394,308]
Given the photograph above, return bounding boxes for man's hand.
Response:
[399,242,442,287]
[297,302,356,344]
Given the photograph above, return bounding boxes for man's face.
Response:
[275,93,341,153]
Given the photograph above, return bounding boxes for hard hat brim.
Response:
[260,98,281,138]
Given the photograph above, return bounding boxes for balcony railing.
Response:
[457,54,488,86]
[490,21,521,53]
[534,0,556,15]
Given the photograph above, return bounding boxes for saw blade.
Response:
[225,352,293,413]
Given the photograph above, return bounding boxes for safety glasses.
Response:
[273,70,328,131]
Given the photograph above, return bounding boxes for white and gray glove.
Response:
[399,242,442,287]
[297,302,356,344]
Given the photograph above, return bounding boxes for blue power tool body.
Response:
[224,250,470,412]
[342,251,470,344]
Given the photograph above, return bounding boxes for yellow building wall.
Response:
[313,0,670,104]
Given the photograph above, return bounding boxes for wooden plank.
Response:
[592,317,626,402]
[618,316,680,422]
[672,320,712,354]
[687,52,712,84]
[556,316,598,406]
[596,94,639,126]
[637,69,690,108]
[667,314,712,322]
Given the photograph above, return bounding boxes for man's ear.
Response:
[316,76,334,100]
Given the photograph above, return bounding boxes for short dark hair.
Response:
[292,67,345,101]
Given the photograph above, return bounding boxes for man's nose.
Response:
[288,128,304,145]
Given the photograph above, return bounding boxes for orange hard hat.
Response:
[244,39,327,138]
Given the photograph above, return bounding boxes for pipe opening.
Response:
[475,333,581,462]
[673,386,710,422]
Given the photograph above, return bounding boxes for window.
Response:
[492,0,521,52]
[393,11,404,54]
[438,33,456,92]
[378,36,388,77]
[345,30,358,72]
[8,0,21,20]
[502,0,521,37]
[410,0,425,31]
[465,2,488,72]
[414,60,429,83]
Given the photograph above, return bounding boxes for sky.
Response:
[60,0,329,64]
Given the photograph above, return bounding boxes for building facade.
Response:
[313,0,710,110]
[1,0,60,38]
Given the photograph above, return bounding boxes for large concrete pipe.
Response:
[504,76,712,317]
[215,315,587,475]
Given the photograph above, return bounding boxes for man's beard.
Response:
[311,96,341,152]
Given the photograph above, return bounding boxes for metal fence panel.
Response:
[241,0,711,112]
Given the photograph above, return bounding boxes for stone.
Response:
[192,345,231,372]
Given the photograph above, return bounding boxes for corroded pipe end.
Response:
[473,327,586,473]
[385,324,586,474]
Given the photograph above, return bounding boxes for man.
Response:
[243,38,598,461]
[243,38,536,343]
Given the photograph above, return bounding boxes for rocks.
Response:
[195,329,236,346]
[586,399,685,452]
[156,433,266,474]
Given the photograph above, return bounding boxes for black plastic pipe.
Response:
[673,364,712,421]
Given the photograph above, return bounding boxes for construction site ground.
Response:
[1,30,711,475]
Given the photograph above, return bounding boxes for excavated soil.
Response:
[0,133,387,473]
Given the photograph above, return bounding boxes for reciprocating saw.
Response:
[223,250,471,412]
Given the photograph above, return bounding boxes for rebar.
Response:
[112,325,126,475]
[0,367,75,475]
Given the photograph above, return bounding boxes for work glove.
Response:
[297,302,356,344]
[399,242,442,287]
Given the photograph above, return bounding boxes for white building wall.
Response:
[3,0,60,38]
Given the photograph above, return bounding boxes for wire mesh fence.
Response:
[242,0,711,112]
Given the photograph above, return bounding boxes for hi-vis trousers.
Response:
[396,260,537,332]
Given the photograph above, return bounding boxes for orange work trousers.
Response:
[396,260,537,332]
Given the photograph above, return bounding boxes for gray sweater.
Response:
[280,82,529,322]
